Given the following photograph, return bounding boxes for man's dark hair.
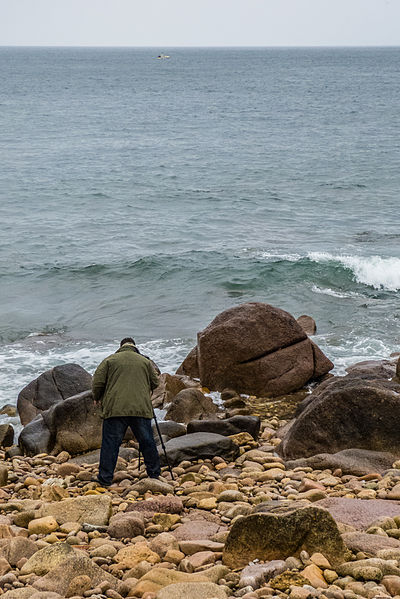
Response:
[120,337,136,347]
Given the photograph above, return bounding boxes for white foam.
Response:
[0,337,194,431]
[245,249,400,292]
[311,285,361,299]
[308,252,400,291]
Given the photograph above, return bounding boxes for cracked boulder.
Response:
[177,302,333,396]
[17,364,92,426]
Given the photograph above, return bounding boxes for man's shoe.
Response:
[90,478,110,488]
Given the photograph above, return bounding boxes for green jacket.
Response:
[92,345,159,419]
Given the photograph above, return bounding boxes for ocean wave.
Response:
[308,252,400,292]
[249,249,400,292]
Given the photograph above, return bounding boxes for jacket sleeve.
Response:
[92,359,108,403]
[148,362,159,392]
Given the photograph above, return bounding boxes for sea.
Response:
[1,46,400,433]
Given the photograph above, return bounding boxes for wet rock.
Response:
[176,302,332,396]
[17,364,92,426]
[297,315,317,336]
[223,503,349,569]
[161,432,239,467]
[152,421,187,442]
[187,415,261,440]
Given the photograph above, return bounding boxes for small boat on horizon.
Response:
[157,54,170,59]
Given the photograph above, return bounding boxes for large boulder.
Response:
[164,389,218,424]
[177,303,333,396]
[160,433,239,467]
[223,502,349,569]
[17,364,92,426]
[278,374,400,459]
[19,391,102,456]
[187,415,260,440]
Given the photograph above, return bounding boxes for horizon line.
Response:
[1,43,400,49]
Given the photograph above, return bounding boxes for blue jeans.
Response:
[98,416,160,485]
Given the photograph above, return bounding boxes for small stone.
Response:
[324,569,339,583]
[152,514,181,530]
[28,517,59,535]
[302,564,328,588]
[310,553,331,569]
[114,542,161,568]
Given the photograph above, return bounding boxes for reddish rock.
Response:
[342,532,400,556]
[297,315,317,335]
[172,520,227,541]
[107,513,145,539]
[126,496,183,516]
[176,303,332,396]
[316,498,400,530]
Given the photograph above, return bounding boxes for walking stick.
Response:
[153,410,175,481]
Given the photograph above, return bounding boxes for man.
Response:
[92,337,161,487]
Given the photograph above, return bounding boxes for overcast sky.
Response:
[1,0,400,47]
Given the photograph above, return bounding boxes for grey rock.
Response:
[187,415,261,440]
[278,374,400,459]
[160,432,239,467]
[17,364,92,426]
